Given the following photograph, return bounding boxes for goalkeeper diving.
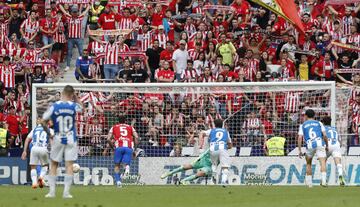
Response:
[161,119,232,185]
[160,148,212,184]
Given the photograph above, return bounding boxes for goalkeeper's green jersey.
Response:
[191,149,212,174]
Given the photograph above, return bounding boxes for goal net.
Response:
[32,82,349,185]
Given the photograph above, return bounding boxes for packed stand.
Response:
[1,0,360,156]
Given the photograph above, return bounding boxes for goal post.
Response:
[32,81,354,186]
[32,81,337,127]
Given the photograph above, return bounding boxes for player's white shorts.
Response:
[306,146,326,158]
[50,137,78,162]
[327,144,342,158]
[210,149,230,168]
[30,146,49,165]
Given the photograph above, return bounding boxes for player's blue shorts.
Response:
[114,147,133,165]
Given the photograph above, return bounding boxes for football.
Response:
[72,163,81,173]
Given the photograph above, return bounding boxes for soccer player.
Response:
[107,115,139,187]
[322,116,346,186]
[160,149,212,184]
[21,118,54,189]
[42,85,83,198]
[201,119,232,185]
[298,109,329,187]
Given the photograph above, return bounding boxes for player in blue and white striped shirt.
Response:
[203,119,232,185]
[298,109,329,187]
[22,118,54,189]
[322,116,345,186]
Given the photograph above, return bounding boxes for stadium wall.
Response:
[2,157,360,186]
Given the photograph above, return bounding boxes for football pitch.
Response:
[0,185,358,207]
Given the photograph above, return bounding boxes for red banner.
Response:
[275,0,306,35]
[328,0,359,5]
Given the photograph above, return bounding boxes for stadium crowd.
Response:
[0,0,360,156]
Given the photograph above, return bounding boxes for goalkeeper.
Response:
[160,149,212,184]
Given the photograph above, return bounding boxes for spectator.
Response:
[20,10,39,45]
[59,4,90,71]
[97,5,118,31]
[314,51,338,81]
[157,61,175,83]
[0,56,17,90]
[160,41,174,62]
[193,52,209,74]
[297,54,311,81]
[181,60,198,82]
[89,0,105,30]
[165,107,184,146]
[128,60,150,83]
[172,40,189,81]
[8,9,26,40]
[169,144,182,157]
[5,106,21,148]
[146,39,163,81]
[32,64,45,82]
[216,33,236,66]
[280,35,297,61]
[75,49,94,82]
[39,9,57,50]
[117,58,132,83]
[148,105,164,147]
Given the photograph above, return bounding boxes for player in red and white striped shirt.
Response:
[0,56,16,89]
[20,11,39,44]
[107,115,139,186]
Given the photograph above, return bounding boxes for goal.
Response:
[32,82,350,185]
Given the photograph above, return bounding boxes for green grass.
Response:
[0,185,358,207]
